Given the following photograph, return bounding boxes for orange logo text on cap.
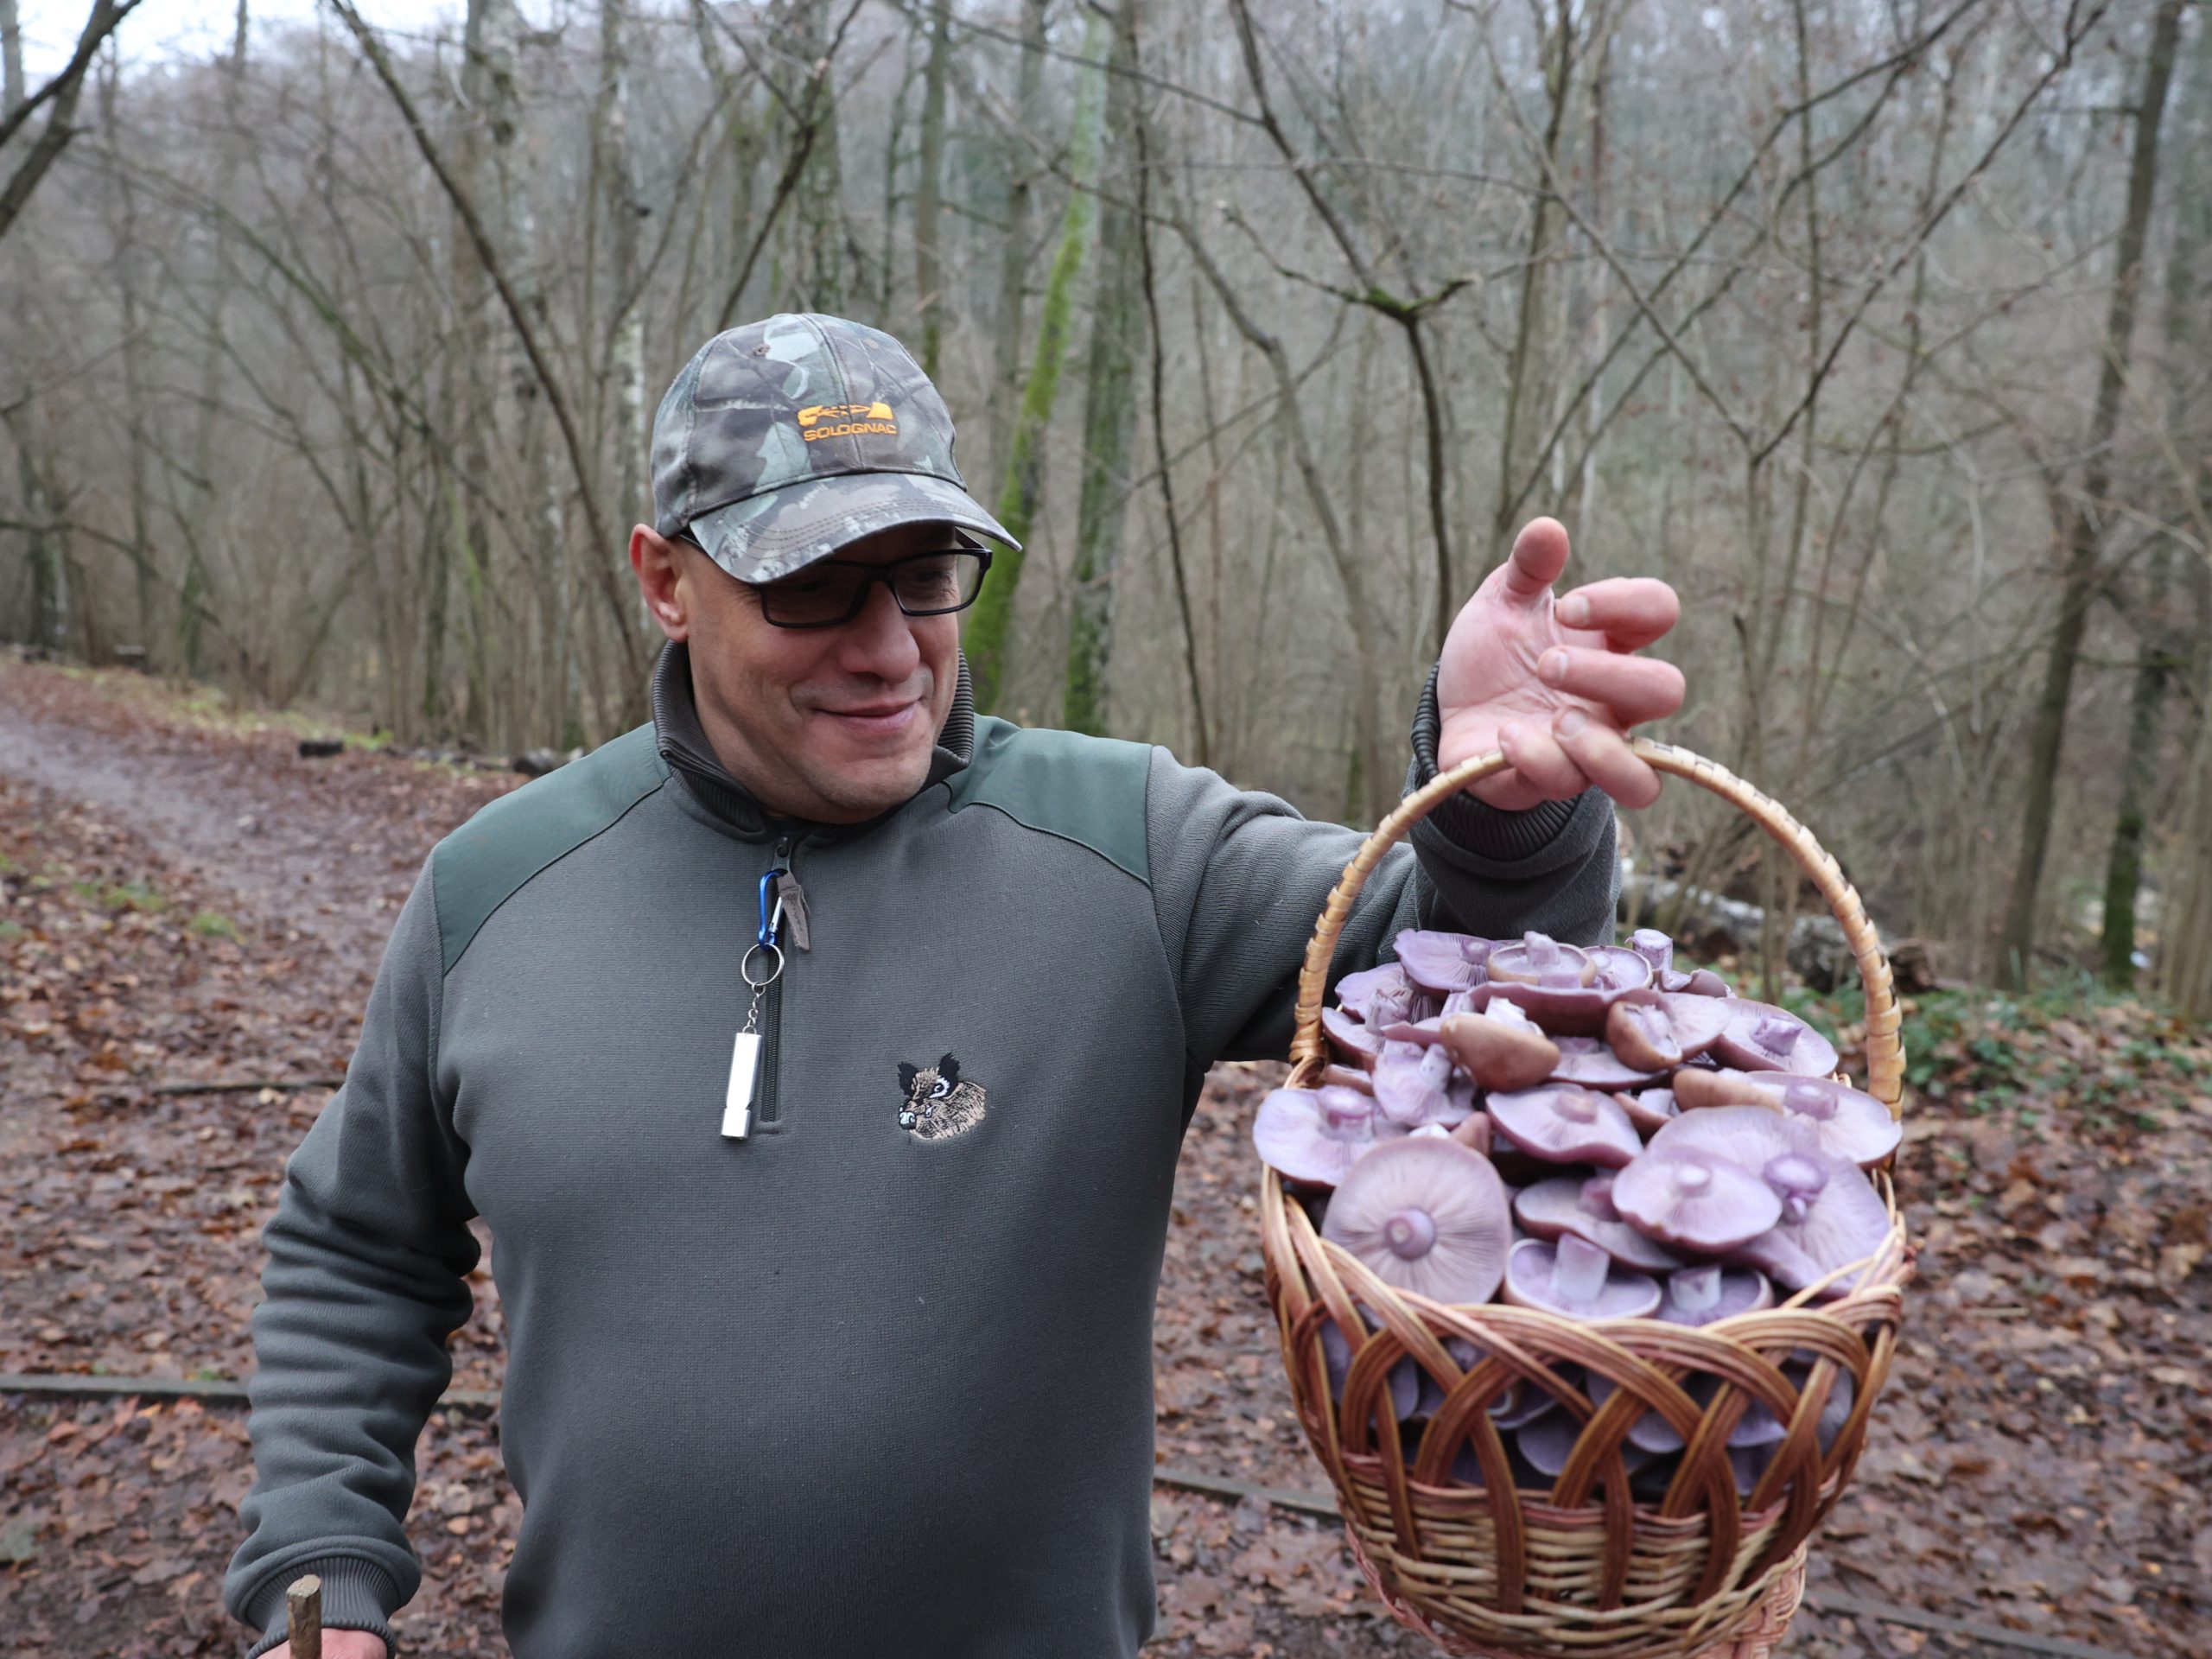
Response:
[795,402,898,442]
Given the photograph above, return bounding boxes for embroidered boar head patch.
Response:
[897,1052,988,1141]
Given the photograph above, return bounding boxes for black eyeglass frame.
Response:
[673,530,993,631]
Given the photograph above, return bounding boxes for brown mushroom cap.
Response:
[1321,1136,1515,1304]
[1488,1084,1645,1168]
[1682,967,1734,997]
[1438,1011,1560,1092]
[1669,1065,1782,1113]
[1502,1233,1663,1319]
[1514,1173,1684,1273]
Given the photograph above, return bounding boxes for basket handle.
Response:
[1287,736,1904,1115]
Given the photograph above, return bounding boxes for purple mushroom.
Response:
[1738,1075,1902,1167]
[1336,962,1414,1020]
[1321,1136,1515,1304]
[1681,967,1735,997]
[1488,1084,1645,1168]
[1514,1173,1683,1273]
[1486,931,1596,988]
[1373,1039,1476,1128]
[1321,1004,1385,1069]
[1320,1316,1420,1421]
[1618,1086,1681,1136]
[1392,931,1497,995]
[1630,928,1696,993]
[1656,1264,1774,1326]
[1605,993,1733,1072]
[1547,1036,1663,1091]
[1254,1084,1382,1187]
[1517,1408,1656,1479]
[1713,1001,1840,1077]
[1502,1233,1663,1320]
[1730,1149,1892,1296]
[1585,946,1657,995]
[1611,1110,1794,1250]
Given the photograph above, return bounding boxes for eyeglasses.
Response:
[679,534,991,630]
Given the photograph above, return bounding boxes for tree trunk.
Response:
[2098,543,2174,986]
[1063,0,1143,737]
[965,10,1108,716]
[1994,0,2184,988]
[985,0,1046,500]
[912,0,951,377]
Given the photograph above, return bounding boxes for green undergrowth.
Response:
[1792,973,2210,1135]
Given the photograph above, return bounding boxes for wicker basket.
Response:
[1261,736,1911,1659]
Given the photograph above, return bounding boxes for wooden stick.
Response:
[286,1575,321,1659]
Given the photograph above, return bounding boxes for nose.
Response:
[833,575,922,683]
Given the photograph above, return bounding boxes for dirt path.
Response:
[3,658,2201,1659]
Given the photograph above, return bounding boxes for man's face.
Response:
[634,522,968,823]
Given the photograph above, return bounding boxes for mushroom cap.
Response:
[1448,1110,1494,1156]
[1516,1408,1654,1478]
[1611,1115,1793,1250]
[1513,1173,1683,1273]
[1548,1036,1663,1091]
[1656,1263,1775,1326]
[1392,930,1497,994]
[1605,995,1685,1071]
[1254,1084,1382,1187]
[1336,961,1415,1020]
[1713,1000,1840,1077]
[1410,1335,1497,1421]
[1586,946,1657,994]
[1669,1065,1781,1112]
[1681,967,1735,997]
[1375,1014,1449,1047]
[1470,976,1617,1037]
[1320,1316,1421,1420]
[1503,1233,1663,1319]
[1730,1151,1892,1295]
[1438,1011,1560,1092]
[1373,1039,1476,1128]
[1618,1087,1681,1135]
[1739,1074,1902,1166]
[1321,1004,1385,1068]
[1488,1084,1645,1168]
[1321,1135,1515,1304]
[1486,931,1596,988]
[1321,1063,1376,1095]
[1586,1372,1695,1454]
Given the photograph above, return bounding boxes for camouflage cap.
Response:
[649,312,1017,584]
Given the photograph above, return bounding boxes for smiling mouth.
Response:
[818,699,921,733]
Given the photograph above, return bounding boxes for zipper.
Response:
[756,836,795,1132]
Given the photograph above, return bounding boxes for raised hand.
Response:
[1435,518,1684,811]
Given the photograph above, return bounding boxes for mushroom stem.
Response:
[1554,1234,1611,1305]
[1383,1209,1438,1260]
[1670,1265,1721,1315]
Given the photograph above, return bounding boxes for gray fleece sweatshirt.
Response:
[223,643,1617,1657]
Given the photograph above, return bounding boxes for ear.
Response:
[938,1053,960,1085]
[898,1062,918,1091]
[631,524,692,642]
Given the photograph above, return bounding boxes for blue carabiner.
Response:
[757,868,786,950]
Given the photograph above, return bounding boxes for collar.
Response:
[648,638,977,843]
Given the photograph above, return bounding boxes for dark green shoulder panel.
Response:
[943,717,1150,884]
[431,723,670,976]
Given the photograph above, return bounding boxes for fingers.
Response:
[1555,577,1679,651]
[1499,517,1571,602]
[1498,709,1663,808]
[1554,708,1662,807]
[1536,646,1684,727]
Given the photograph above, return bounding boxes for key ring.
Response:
[741,941,784,988]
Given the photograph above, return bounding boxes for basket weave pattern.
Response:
[1261,738,1911,1659]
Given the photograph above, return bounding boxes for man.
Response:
[223,314,1681,1657]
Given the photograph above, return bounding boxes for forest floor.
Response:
[2,655,2208,1659]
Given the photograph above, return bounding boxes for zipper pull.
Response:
[774,869,811,951]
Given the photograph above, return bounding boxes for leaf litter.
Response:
[3,660,2207,1656]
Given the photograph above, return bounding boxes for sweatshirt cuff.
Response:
[1405,663,1591,863]
[243,1556,400,1658]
